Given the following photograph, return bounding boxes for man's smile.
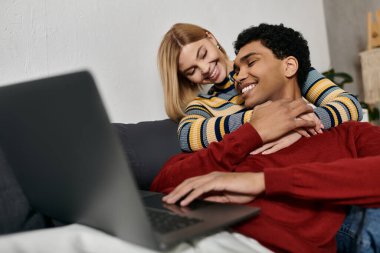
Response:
[238,80,258,100]
[242,83,257,94]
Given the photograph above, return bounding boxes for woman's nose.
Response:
[200,63,210,76]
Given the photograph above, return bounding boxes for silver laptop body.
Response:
[0,71,259,250]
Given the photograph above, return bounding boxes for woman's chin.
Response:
[215,72,227,83]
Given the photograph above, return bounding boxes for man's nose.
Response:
[235,68,248,83]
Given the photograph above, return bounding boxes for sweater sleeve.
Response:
[178,100,252,152]
[178,68,363,152]
[265,122,380,207]
[302,68,363,129]
[151,123,263,193]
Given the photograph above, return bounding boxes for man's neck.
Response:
[275,79,302,101]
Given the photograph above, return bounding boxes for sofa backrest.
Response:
[113,119,181,190]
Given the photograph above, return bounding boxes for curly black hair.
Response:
[234,23,311,87]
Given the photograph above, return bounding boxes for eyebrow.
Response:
[182,46,204,73]
[238,52,258,63]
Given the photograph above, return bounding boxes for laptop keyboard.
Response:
[147,209,203,234]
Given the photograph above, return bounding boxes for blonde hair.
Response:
[158,23,227,122]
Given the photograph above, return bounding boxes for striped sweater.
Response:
[178,68,363,152]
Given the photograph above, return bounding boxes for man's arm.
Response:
[265,156,380,207]
[163,122,380,208]
[151,99,315,194]
[151,123,263,194]
[265,122,380,207]
[162,155,380,207]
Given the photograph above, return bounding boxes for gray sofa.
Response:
[0,119,180,235]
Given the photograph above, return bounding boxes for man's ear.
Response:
[282,56,298,78]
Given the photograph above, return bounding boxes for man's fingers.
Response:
[164,173,221,206]
[289,102,314,119]
[294,118,316,129]
[163,176,203,204]
[179,181,217,206]
[250,98,317,143]
[203,195,229,203]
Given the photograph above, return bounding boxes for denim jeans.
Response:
[336,206,380,253]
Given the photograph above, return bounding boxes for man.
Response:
[151,24,380,252]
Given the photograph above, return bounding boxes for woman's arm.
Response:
[178,68,360,152]
[178,102,251,152]
[302,68,363,128]
[177,77,252,152]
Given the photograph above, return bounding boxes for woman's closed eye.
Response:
[197,46,207,60]
[201,50,207,59]
[186,68,195,76]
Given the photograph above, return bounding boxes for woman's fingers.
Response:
[298,111,324,135]
[261,131,302,155]
[295,127,311,137]
[250,141,278,155]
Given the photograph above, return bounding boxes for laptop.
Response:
[0,71,259,250]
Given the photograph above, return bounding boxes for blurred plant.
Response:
[322,69,353,89]
[322,68,379,121]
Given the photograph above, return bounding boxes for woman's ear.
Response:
[205,31,214,40]
[205,32,220,48]
[283,56,298,78]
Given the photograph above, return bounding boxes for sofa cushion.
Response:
[113,119,180,190]
[0,147,53,235]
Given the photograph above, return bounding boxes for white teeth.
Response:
[210,70,215,79]
[209,67,217,80]
[242,84,256,94]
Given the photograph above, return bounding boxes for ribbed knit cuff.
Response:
[314,107,332,129]
[264,167,294,196]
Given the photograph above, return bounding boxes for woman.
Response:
[158,23,363,153]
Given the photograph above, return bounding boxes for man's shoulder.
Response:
[339,121,375,128]
[334,121,379,133]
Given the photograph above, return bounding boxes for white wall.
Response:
[0,0,330,123]
[324,0,380,97]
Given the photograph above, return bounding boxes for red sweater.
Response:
[151,122,380,253]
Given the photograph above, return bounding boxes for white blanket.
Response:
[0,224,272,253]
